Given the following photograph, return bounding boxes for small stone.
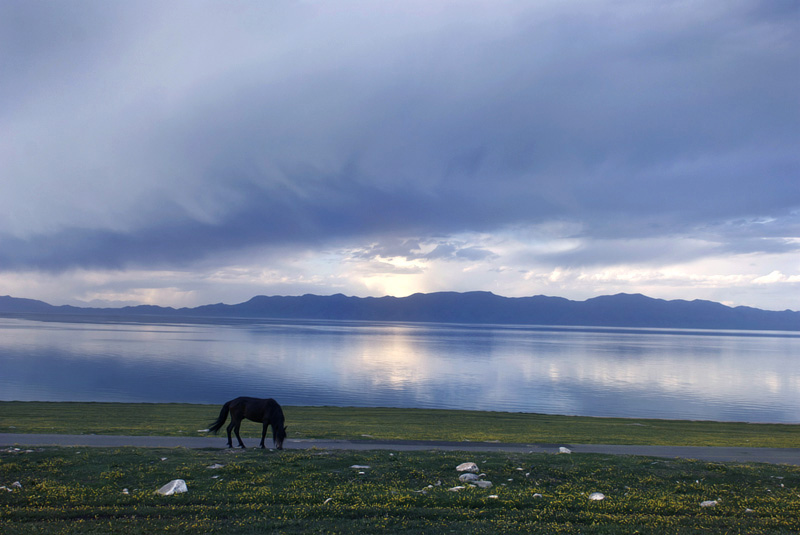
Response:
[11,481,22,489]
[588,492,605,501]
[533,493,543,498]
[459,473,480,483]
[206,464,225,469]
[156,479,188,496]
[448,486,466,492]
[350,465,371,469]
[456,462,479,473]
[474,480,493,488]
[700,500,718,507]
[559,447,572,454]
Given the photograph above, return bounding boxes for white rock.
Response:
[122,488,129,495]
[533,493,543,498]
[11,481,22,489]
[197,429,210,433]
[559,447,572,454]
[700,500,718,507]
[456,462,479,473]
[474,480,493,488]
[459,473,480,483]
[588,492,605,501]
[156,479,188,496]
[350,465,371,469]
[323,498,333,505]
[448,486,466,492]
[488,495,499,499]
[206,464,225,469]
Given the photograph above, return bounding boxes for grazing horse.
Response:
[208,397,287,450]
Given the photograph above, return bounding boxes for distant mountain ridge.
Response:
[1,292,798,331]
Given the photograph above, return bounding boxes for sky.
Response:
[1,0,799,311]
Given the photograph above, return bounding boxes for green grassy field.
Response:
[3,402,800,533]
[2,401,799,448]
[2,444,799,534]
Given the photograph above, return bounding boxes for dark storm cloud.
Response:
[1,0,798,272]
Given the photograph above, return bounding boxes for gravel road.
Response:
[2,433,799,465]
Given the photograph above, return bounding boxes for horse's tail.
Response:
[208,401,230,434]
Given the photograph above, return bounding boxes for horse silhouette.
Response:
[208,397,287,449]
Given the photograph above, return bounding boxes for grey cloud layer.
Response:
[1,1,798,271]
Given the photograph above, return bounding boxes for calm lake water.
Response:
[1,315,799,423]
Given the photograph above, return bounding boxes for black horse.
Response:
[208,397,287,450]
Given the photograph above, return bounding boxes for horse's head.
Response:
[273,424,287,450]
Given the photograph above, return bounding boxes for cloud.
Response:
[0,0,798,309]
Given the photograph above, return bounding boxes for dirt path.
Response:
[2,433,799,465]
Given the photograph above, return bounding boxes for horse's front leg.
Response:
[260,423,268,449]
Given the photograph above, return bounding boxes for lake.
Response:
[1,315,799,423]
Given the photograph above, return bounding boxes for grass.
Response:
[2,445,800,534]
[3,402,800,533]
[2,401,800,448]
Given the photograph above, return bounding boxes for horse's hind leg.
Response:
[225,421,235,448]
[233,421,246,449]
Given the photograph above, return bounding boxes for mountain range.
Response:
[1,292,798,332]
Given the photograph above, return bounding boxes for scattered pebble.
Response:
[588,492,605,501]
[323,498,333,505]
[700,500,718,508]
[206,463,225,469]
[156,479,188,496]
[456,462,479,473]
[559,447,572,454]
[350,465,371,470]
[448,486,466,492]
